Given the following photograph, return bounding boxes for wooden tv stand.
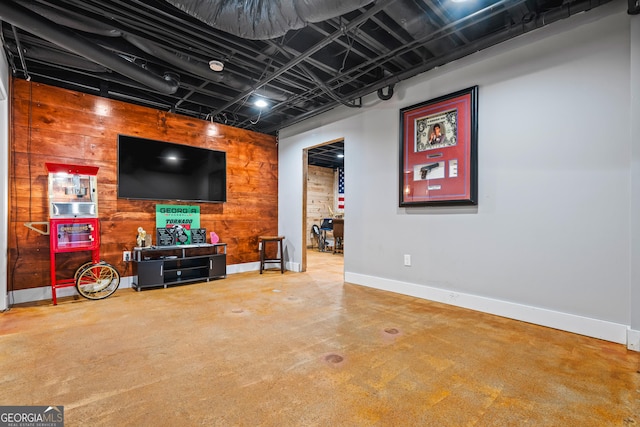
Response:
[132,243,226,291]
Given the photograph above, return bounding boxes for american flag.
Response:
[338,167,345,210]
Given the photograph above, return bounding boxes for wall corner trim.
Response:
[627,329,640,352]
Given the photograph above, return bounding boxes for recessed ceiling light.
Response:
[209,60,224,72]
[337,154,344,158]
[254,99,268,108]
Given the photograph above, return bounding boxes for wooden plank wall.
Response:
[306,165,334,247]
[8,79,278,292]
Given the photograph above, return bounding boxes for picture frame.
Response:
[190,228,207,244]
[399,86,478,207]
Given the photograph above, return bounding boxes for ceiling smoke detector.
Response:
[209,60,224,72]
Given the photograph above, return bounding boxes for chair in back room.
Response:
[311,224,321,249]
[332,219,343,254]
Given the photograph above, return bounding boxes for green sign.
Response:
[155,204,201,244]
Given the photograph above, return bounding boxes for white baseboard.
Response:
[9,267,636,352]
[628,329,640,351]
[228,261,299,273]
[227,262,260,274]
[8,262,266,305]
[10,286,58,305]
[345,272,632,348]
[119,275,134,289]
[287,261,301,272]
[9,275,135,305]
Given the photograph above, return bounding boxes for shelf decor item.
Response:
[136,227,147,247]
[399,86,478,206]
[156,227,176,246]
[155,204,201,245]
[191,228,207,244]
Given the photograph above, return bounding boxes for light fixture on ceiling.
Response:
[250,98,269,125]
[337,154,344,158]
[254,99,268,108]
[208,60,224,72]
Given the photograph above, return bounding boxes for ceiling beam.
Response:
[209,0,400,118]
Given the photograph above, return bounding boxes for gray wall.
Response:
[0,48,9,311]
[630,10,640,338]
[279,2,640,348]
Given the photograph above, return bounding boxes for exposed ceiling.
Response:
[0,0,616,136]
[308,141,344,170]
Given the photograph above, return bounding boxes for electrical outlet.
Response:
[404,254,411,266]
[123,251,131,262]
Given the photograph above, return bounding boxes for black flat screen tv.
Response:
[117,135,226,203]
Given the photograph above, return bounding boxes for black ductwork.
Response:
[22,45,110,72]
[0,0,179,94]
[165,0,375,40]
[13,0,122,37]
[122,34,288,102]
[8,0,288,102]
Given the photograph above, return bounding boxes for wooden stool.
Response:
[259,236,285,274]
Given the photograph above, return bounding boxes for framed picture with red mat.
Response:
[399,86,478,207]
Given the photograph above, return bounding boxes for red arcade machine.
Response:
[46,163,119,305]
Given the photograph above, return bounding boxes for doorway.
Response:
[302,139,344,272]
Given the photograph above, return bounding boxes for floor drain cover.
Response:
[325,354,344,363]
[384,328,400,335]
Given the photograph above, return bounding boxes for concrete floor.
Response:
[1,251,638,426]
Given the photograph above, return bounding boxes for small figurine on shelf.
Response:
[136,227,147,247]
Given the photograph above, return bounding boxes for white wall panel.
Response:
[0,49,9,311]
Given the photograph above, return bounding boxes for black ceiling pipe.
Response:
[0,0,180,94]
[377,85,394,101]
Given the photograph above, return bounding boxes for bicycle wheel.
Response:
[74,262,94,280]
[75,262,120,300]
